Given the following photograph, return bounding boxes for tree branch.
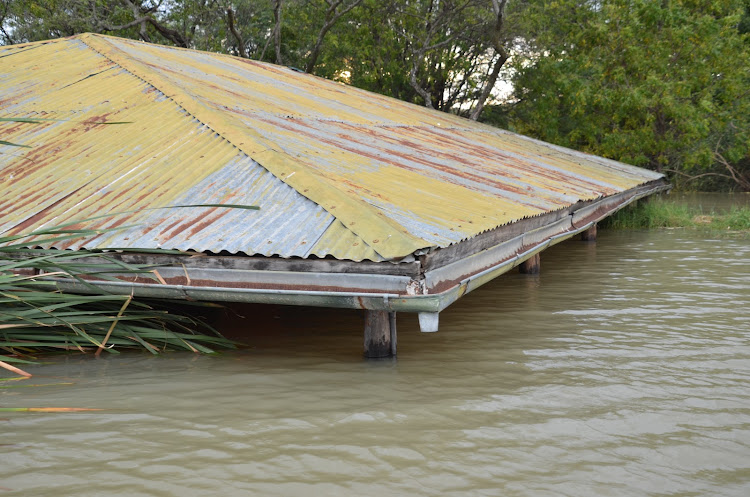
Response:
[0,0,14,45]
[407,33,460,109]
[121,0,152,43]
[664,168,733,181]
[262,0,283,64]
[469,0,509,121]
[714,152,750,191]
[226,7,247,58]
[305,0,363,73]
[98,17,151,34]
[409,48,436,109]
[146,17,188,47]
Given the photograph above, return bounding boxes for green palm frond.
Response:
[0,222,237,374]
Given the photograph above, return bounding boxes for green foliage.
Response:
[602,198,696,229]
[1,0,140,43]
[506,0,750,190]
[717,204,750,229]
[272,0,511,112]
[1,0,511,114]
[0,224,235,367]
[739,0,750,34]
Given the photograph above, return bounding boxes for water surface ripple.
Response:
[2,230,749,496]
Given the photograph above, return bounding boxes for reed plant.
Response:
[0,223,235,376]
[601,197,750,231]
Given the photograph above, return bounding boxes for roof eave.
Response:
[33,179,670,313]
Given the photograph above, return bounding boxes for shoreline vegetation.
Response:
[0,225,236,378]
[601,196,750,231]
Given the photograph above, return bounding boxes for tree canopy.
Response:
[505,0,750,191]
[2,0,749,190]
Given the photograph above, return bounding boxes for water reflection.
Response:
[2,230,749,496]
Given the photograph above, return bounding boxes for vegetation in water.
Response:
[0,224,236,377]
[2,0,748,191]
[601,197,750,231]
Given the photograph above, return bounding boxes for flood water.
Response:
[2,228,750,496]
[669,192,750,211]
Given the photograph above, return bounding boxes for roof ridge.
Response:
[77,33,427,260]
[0,34,75,51]
[79,33,298,73]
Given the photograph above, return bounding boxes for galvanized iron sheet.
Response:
[0,37,353,259]
[1,34,663,261]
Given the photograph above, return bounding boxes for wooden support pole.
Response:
[581,223,597,242]
[389,312,397,356]
[364,310,396,358]
[519,253,540,274]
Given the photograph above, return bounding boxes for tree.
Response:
[1,1,187,46]
[506,0,750,190]
[305,0,363,73]
[469,0,509,120]
[1,0,516,120]
[308,0,520,116]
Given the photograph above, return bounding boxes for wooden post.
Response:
[581,223,597,242]
[519,253,540,274]
[364,310,396,358]
[389,312,397,356]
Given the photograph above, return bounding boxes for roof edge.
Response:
[0,35,74,51]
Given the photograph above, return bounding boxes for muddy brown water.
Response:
[669,192,750,211]
[2,228,749,496]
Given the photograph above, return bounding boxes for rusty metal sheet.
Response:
[1,34,663,262]
[0,37,382,261]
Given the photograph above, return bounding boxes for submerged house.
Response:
[0,34,668,356]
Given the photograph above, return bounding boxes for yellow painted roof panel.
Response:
[1,34,663,261]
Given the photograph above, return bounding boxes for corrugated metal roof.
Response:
[0,34,663,261]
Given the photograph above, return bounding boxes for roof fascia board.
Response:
[74,253,422,277]
[421,178,670,271]
[423,180,670,294]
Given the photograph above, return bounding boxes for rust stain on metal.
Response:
[1,33,664,263]
[76,273,400,295]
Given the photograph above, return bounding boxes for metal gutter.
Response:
[49,218,577,314]
[49,181,669,316]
